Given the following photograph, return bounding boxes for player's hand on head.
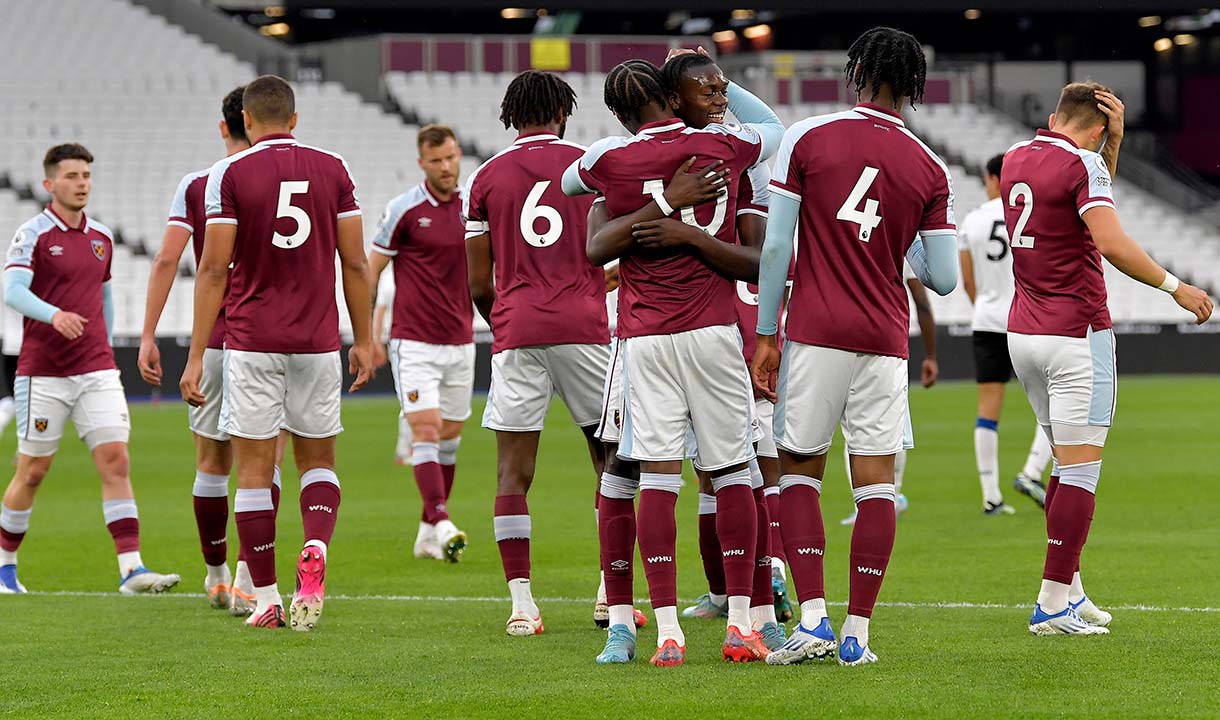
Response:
[137,339,162,386]
[665,47,697,62]
[179,357,206,407]
[1173,283,1214,325]
[663,157,728,211]
[921,358,938,388]
[750,338,780,403]
[1095,90,1124,143]
[348,344,375,392]
[51,310,87,341]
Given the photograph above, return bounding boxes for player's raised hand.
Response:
[348,343,375,392]
[51,310,87,340]
[1172,282,1214,324]
[751,336,781,403]
[179,357,206,407]
[633,217,707,250]
[137,338,162,386]
[921,357,939,388]
[664,45,711,63]
[663,157,728,211]
[1095,90,1124,144]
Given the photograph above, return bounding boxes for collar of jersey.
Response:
[254,133,297,146]
[43,205,86,232]
[1036,128,1078,148]
[637,119,687,136]
[514,131,560,144]
[853,103,905,126]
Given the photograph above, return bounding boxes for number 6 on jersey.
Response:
[838,166,883,242]
[520,180,562,247]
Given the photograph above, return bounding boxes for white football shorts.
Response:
[619,325,755,471]
[389,339,474,422]
[774,341,908,456]
[189,348,229,441]
[595,339,625,444]
[483,343,609,432]
[15,369,130,456]
[220,350,342,440]
[1008,328,1116,447]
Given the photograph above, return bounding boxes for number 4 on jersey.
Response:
[837,166,883,242]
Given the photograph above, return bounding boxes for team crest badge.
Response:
[34,418,48,433]
[613,409,621,429]
[408,390,420,403]
[90,238,107,262]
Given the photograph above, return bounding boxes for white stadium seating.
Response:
[1,1,1213,339]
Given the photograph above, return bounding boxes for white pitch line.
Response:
[18,591,1220,613]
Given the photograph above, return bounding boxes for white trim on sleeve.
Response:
[1078,200,1115,217]
[205,218,238,226]
[768,185,802,203]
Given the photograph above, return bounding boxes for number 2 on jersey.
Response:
[1008,182,1035,249]
[272,180,311,249]
[520,180,562,247]
[837,166,883,242]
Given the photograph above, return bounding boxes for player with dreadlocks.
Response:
[562,57,784,666]
[465,70,640,637]
[752,26,958,667]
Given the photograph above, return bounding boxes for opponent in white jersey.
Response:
[957,154,1053,515]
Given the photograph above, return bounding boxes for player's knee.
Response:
[196,441,232,476]
[496,465,534,495]
[16,463,49,488]
[93,442,130,479]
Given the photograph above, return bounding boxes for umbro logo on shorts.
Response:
[610,559,629,571]
[34,418,48,432]
[645,555,673,564]
[408,390,420,403]
[856,566,884,577]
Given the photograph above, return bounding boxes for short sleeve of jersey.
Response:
[575,137,622,195]
[738,162,771,216]
[708,122,764,170]
[204,160,238,225]
[920,162,956,235]
[462,167,490,237]
[335,157,361,219]
[5,226,36,272]
[768,124,806,204]
[371,197,407,256]
[167,173,193,231]
[1074,151,1115,216]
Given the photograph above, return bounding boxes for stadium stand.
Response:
[2,0,1213,337]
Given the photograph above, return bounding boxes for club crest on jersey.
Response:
[90,239,107,262]
[408,389,420,403]
[34,418,48,432]
[613,409,621,429]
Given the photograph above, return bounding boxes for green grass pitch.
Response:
[4,376,1219,718]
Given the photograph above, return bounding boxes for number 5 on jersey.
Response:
[273,180,311,249]
[838,166,883,242]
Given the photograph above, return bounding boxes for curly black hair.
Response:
[499,70,577,131]
[844,27,927,108]
[660,52,717,97]
[604,59,667,125]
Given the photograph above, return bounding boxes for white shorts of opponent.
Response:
[774,341,908,457]
[483,343,609,432]
[389,339,474,422]
[220,350,342,440]
[1008,328,1116,447]
[15,369,129,456]
[619,325,755,472]
[190,347,229,441]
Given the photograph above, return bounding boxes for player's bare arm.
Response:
[138,224,191,386]
[371,303,389,368]
[585,157,728,265]
[959,250,977,304]
[466,230,494,324]
[337,214,375,392]
[907,277,939,388]
[1083,205,1212,323]
[180,222,234,407]
[632,209,763,282]
[1095,90,1124,177]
